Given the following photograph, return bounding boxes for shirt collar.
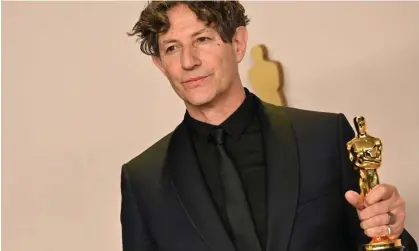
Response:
[185,88,257,141]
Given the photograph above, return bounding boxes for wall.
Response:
[2,2,418,251]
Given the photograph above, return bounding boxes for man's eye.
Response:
[197,37,211,43]
[165,46,175,53]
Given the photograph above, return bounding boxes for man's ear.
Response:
[232,26,248,63]
[152,56,167,76]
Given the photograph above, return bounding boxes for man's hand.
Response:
[345,184,406,239]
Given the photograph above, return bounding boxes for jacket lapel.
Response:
[257,102,300,251]
[166,122,236,251]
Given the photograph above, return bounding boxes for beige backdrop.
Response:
[2,2,419,251]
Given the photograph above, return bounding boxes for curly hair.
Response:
[127,1,250,57]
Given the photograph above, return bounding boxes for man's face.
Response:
[152,4,247,107]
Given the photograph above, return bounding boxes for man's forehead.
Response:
[162,26,211,37]
[158,4,219,46]
[159,24,215,45]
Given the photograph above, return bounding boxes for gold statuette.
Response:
[346,116,404,251]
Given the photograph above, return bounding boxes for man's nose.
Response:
[181,46,201,70]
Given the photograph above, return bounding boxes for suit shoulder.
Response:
[123,132,173,175]
[264,103,353,136]
[277,105,354,141]
[275,104,342,123]
[283,106,338,118]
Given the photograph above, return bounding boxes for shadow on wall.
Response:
[248,44,287,106]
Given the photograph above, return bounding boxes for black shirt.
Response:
[185,90,267,250]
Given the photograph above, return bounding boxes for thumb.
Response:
[345,190,365,210]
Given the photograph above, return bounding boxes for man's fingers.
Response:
[364,225,391,237]
[388,208,405,239]
[359,196,404,221]
[360,213,391,230]
[364,184,395,206]
[345,190,365,210]
[359,200,390,221]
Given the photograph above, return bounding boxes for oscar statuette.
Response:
[347,116,404,251]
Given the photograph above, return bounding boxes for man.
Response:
[121,1,417,251]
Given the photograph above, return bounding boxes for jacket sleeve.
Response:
[337,113,418,251]
[120,165,158,251]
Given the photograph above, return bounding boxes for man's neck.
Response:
[186,85,246,126]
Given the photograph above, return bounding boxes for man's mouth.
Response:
[182,74,211,88]
[184,75,210,83]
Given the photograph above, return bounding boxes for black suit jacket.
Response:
[120,101,417,251]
